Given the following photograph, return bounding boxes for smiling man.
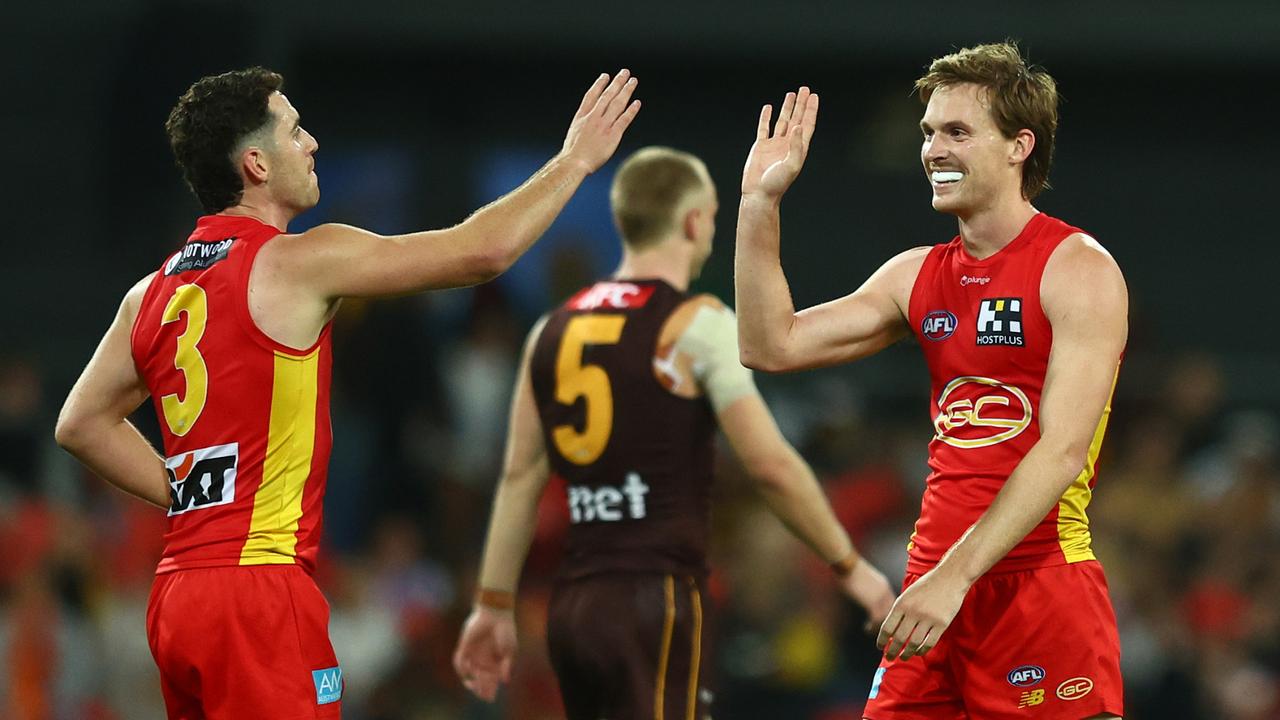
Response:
[55,65,640,720]
[733,43,1127,720]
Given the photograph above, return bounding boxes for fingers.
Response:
[787,87,818,161]
[797,90,819,145]
[575,72,611,119]
[896,625,935,662]
[604,75,639,125]
[464,671,500,702]
[877,608,942,662]
[591,68,633,119]
[774,91,797,136]
[757,104,772,140]
[876,609,903,651]
[614,99,641,132]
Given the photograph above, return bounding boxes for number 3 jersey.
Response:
[130,214,334,575]
[530,279,732,581]
[906,212,1118,575]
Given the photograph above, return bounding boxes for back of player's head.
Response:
[610,146,711,251]
[916,42,1058,200]
[166,67,284,213]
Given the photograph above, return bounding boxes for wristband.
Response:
[476,587,515,610]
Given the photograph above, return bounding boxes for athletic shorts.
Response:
[547,572,711,720]
[146,565,342,720]
[863,560,1123,720]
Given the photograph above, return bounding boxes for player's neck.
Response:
[955,197,1038,260]
[219,198,295,232]
[614,243,691,291]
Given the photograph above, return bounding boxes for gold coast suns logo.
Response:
[933,376,1032,449]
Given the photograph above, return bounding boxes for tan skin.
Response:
[735,84,1126,720]
[452,166,896,702]
[56,71,641,509]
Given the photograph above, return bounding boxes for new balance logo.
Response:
[1018,689,1046,707]
[568,472,649,523]
[165,442,238,516]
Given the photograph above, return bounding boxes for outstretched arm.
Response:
[265,71,642,299]
[454,319,551,702]
[669,296,895,626]
[735,87,920,373]
[55,275,170,509]
[877,234,1129,661]
[718,394,895,628]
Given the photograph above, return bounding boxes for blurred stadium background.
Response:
[2,2,1277,718]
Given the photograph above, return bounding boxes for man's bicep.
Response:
[61,282,152,430]
[1039,238,1128,451]
[788,290,906,367]
[784,247,926,369]
[280,223,499,300]
[501,320,551,481]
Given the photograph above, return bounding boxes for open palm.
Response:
[741,86,819,198]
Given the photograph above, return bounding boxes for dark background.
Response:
[1,2,1277,719]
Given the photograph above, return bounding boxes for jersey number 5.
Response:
[160,284,209,436]
[553,314,626,465]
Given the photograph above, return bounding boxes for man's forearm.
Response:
[58,419,169,508]
[755,450,855,565]
[462,154,590,272]
[734,194,798,370]
[934,440,1085,584]
[477,470,548,593]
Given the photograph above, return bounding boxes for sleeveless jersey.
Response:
[906,212,1116,575]
[530,279,718,580]
[131,214,334,575]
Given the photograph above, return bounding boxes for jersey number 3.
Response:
[553,314,626,465]
[160,284,209,437]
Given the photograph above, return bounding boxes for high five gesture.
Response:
[562,70,642,173]
[742,86,819,198]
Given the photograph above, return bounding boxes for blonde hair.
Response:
[610,147,711,250]
[916,42,1059,200]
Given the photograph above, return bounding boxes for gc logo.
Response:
[1056,677,1094,701]
[933,376,1031,449]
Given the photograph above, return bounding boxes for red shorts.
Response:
[146,565,342,720]
[863,560,1123,720]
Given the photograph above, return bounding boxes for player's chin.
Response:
[930,193,963,215]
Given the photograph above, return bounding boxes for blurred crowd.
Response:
[1,285,1277,720]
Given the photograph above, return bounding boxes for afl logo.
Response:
[933,376,1032,449]
[1007,665,1045,687]
[921,310,957,341]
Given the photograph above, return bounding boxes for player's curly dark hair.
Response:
[165,67,283,213]
[916,42,1058,201]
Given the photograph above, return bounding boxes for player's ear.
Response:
[1010,129,1036,166]
[240,146,270,186]
[681,207,701,242]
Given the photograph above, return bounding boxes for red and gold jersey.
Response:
[906,212,1116,574]
[131,215,333,575]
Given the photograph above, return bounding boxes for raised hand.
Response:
[453,605,518,702]
[561,69,642,174]
[741,86,819,199]
[839,558,897,633]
